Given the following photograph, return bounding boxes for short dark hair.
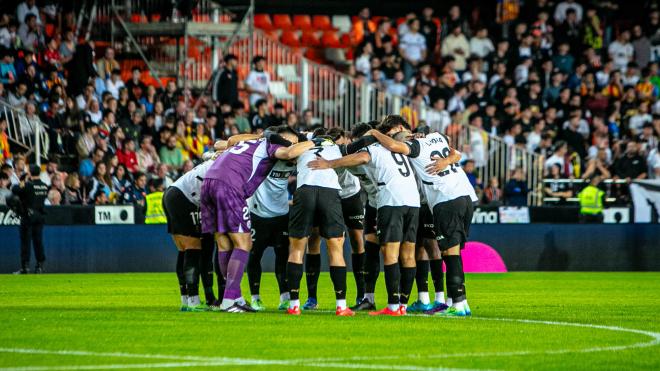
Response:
[224,54,237,63]
[274,125,298,137]
[326,127,347,141]
[351,122,375,138]
[255,99,267,108]
[378,115,410,134]
[312,127,327,138]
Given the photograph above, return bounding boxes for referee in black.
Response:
[12,164,49,274]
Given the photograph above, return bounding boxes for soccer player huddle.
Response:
[162,114,477,317]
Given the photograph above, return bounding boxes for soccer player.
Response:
[285,136,354,316]
[162,136,255,311]
[246,155,296,311]
[368,115,478,316]
[201,127,313,313]
[309,122,421,316]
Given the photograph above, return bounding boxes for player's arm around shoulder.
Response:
[227,133,262,147]
[308,151,371,170]
[274,140,314,160]
[368,129,411,155]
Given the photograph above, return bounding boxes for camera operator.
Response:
[11,164,49,274]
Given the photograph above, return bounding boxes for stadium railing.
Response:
[1,98,50,165]
[542,178,631,204]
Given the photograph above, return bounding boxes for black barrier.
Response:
[0,224,658,273]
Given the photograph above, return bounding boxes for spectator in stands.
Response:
[613,141,647,182]
[386,70,407,96]
[272,103,286,126]
[18,14,43,52]
[131,171,148,207]
[59,29,75,63]
[79,147,104,179]
[250,99,272,132]
[399,18,427,82]
[125,67,146,101]
[0,114,10,164]
[441,5,470,39]
[483,176,502,205]
[111,163,133,204]
[105,69,124,100]
[441,25,469,73]
[137,135,159,173]
[45,188,61,206]
[186,122,209,160]
[608,30,634,72]
[214,54,239,106]
[544,164,573,203]
[160,135,183,170]
[139,85,157,114]
[351,7,376,45]
[0,171,11,205]
[504,167,529,206]
[76,120,97,160]
[470,27,495,60]
[16,0,41,26]
[245,56,270,108]
[96,47,119,81]
[419,7,438,60]
[155,163,174,188]
[87,162,111,203]
[231,102,251,133]
[63,172,83,205]
[0,50,16,85]
[582,147,612,179]
[117,138,138,174]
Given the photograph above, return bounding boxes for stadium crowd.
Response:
[1,0,660,210]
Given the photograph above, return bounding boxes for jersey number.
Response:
[313,147,324,156]
[430,149,458,177]
[229,140,258,154]
[391,153,411,177]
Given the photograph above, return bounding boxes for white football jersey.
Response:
[337,167,361,199]
[348,165,377,206]
[171,159,214,206]
[406,133,478,207]
[363,143,420,208]
[296,144,342,190]
[248,160,296,218]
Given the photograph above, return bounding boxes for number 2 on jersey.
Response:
[430,148,458,176]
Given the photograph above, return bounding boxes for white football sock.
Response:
[188,295,200,306]
[435,291,445,303]
[363,293,375,303]
[289,299,300,309]
[251,295,261,302]
[387,303,400,311]
[336,299,347,310]
[418,292,430,304]
[280,292,290,302]
[446,297,453,307]
[181,295,188,306]
[220,298,235,309]
[236,297,246,305]
[453,300,466,311]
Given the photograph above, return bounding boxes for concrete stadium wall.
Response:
[0,224,659,273]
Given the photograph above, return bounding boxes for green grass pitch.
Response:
[1,272,659,370]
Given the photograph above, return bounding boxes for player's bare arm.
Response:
[274,140,315,160]
[308,152,370,170]
[227,133,262,147]
[368,129,411,155]
[426,148,462,175]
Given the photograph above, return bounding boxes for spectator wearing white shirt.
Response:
[399,18,426,82]
[469,27,495,59]
[386,70,407,96]
[544,141,569,175]
[355,42,373,76]
[441,24,470,71]
[245,56,270,107]
[628,102,653,137]
[514,57,533,86]
[554,0,583,24]
[16,0,41,26]
[526,120,545,153]
[424,98,451,133]
[105,69,125,99]
[608,31,634,72]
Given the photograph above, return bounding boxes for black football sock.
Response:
[364,241,381,296]
[444,255,466,303]
[274,244,289,295]
[399,267,416,306]
[383,263,401,306]
[213,250,226,298]
[247,244,266,296]
[416,260,430,293]
[430,258,444,296]
[286,262,303,302]
[183,249,201,300]
[200,240,216,303]
[176,251,186,297]
[351,252,366,300]
[329,266,347,302]
[305,254,321,300]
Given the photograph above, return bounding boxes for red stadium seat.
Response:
[301,31,321,47]
[254,14,273,30]
[273,14,293,30]
[293,15,313,30]
[320,31,341,48]
[339,33,353,48]
[280,30,300,47]
[312,15,334,30]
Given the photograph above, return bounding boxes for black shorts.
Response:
[289,185,345,239]
[163,187,201,238]
[251,213,289,250]
[432,195,474,250]
[364,202,378,235]
[341,192,365,230]
[417,204,436,241]
[376,206,419,244]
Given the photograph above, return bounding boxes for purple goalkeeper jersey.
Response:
[205,138,282,197]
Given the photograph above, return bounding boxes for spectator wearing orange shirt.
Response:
[351,8,376,45]
[0,114,10,164]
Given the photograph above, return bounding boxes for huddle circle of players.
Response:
[162,114,478,316]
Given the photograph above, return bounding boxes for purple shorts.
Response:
[200,178,251,235]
